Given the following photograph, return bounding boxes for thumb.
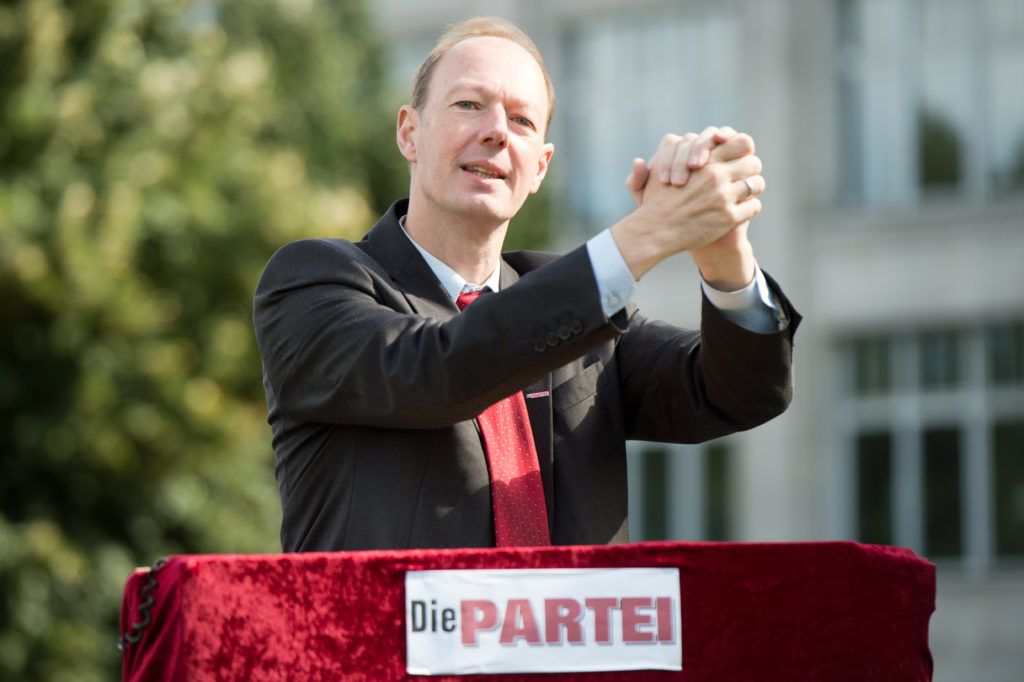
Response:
[625,157,649,205]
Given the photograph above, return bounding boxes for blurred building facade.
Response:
[370,1,1024,679]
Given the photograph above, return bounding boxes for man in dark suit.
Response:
[253,18,799,551]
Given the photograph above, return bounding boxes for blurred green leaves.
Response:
[0,0,406,678]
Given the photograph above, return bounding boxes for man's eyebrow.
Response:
[443,81,542,113]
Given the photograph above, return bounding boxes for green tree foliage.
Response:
[0,0,407,678]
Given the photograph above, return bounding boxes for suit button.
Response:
[557,325,571,340]
[545,331,559,347]
[533,338,547,352]
[571,319,583,334]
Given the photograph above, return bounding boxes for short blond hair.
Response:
[410,17,556,134]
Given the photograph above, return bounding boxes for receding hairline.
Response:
[409,17,556,133]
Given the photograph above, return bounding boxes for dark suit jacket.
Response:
[253,200,800,551]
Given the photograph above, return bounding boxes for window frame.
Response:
[839,323,1024,573]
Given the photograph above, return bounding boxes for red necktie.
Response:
[457,289,551,547]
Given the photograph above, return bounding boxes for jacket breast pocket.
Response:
[552,359,609,410]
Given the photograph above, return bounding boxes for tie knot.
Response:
[456,288,487,311]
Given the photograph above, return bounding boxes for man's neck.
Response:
[403,198,508,286]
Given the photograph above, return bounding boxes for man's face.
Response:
[397,36,554,226]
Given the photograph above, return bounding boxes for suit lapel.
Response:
[363,200,459,321]
[523,374,554,533]
[502,259,556,533]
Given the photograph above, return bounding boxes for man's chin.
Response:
[453,196,520,225]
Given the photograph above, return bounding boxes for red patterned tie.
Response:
[456,289,551,547]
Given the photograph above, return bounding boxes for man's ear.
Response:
[396,105,419,164]
[529,142,555,194]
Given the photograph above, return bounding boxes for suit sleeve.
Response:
[615,272,801,443]
[253,238,623,429]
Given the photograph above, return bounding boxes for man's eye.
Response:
[513,115,535,130]
[455,101,478,110]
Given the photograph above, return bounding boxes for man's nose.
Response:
[478,106,508,147]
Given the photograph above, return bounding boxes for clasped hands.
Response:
[609,126,764,290]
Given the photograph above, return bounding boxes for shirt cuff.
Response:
[700,266,787,333]
[586,229,637,318]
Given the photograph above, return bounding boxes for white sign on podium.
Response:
[405,567,682,675]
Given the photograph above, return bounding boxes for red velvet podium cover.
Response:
[119,541,934,681]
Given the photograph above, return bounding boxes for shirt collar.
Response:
[399,215,501,301]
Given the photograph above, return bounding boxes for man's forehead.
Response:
[430,37,548,106]
[442,35,540,67]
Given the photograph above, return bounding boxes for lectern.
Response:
[120,541,934,680]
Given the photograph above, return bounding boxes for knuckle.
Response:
[722,203,740,224]
[714,191,732,212]
[738,133,756,154]
[751,155,764,174]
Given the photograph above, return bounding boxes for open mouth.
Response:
[461,165,507,180]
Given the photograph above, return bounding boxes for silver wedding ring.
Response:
[742,177,755,198]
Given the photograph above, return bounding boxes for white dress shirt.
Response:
[400,218,783,333]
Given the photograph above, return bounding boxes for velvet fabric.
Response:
[120,541,934,681]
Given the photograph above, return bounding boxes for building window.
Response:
[639,446,669,540]
[987,320,1024,385]
[919,329,960,389]
[630,441,734,542]
[994,420,1024,556]
[922,426,962,558]
[856,431,893,545]
[837,0,1024,207]
[559,6,740,233]
[704,442,732,541]
[842,320,1024,567]
[850,335,892,395]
